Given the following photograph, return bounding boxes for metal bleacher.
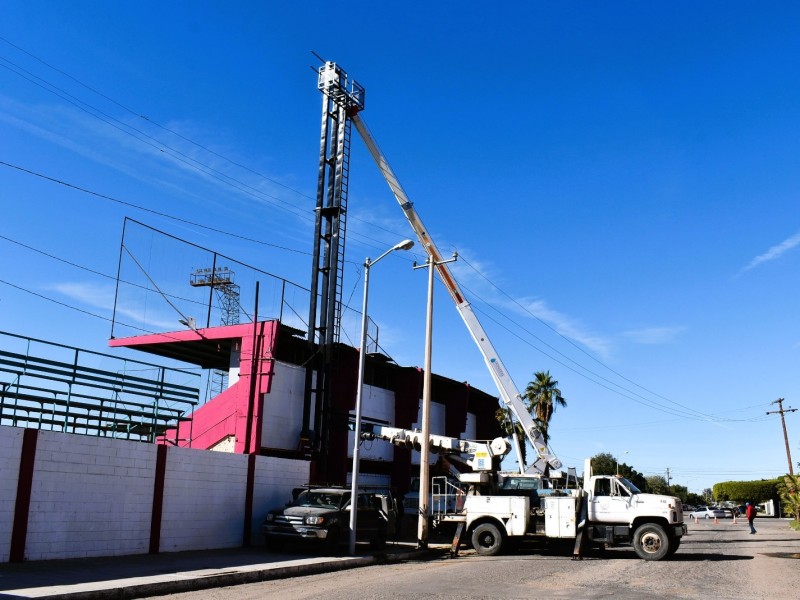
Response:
[0,331,199,444]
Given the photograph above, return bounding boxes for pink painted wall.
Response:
[111,321,278,454]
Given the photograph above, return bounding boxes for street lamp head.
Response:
[393,239,415,251]
[370,239,415,268]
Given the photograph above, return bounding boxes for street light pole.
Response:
[349,239,414,556]
[413,252,457,549]
[616,450,629,476]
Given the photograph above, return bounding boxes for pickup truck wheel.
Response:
[370,533,387,550]
[324,527,341,554]
[264,537,283,552]
[471,522,505,556]
[632,523,670,561]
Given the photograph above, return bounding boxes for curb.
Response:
[27,548,444,600]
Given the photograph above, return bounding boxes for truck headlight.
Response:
[306,516,325,525]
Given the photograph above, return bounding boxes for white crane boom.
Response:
[360,424,511,472]
[348,110,562,475]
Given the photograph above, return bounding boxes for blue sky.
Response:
[1,2,799,493]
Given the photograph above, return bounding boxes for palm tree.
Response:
[495,406,526,464]
[524,370,566,445]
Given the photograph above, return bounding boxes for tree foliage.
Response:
[777,474,800,522]
[712,479,781,503]
[646,475,669,495]
[589,452,647,491]
[523,371,566,445]
[495,406,526,464]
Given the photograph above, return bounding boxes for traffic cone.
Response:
[714,516,718,524]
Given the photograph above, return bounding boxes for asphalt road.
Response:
[143,518,800,600]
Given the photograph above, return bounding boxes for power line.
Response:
[0,160,316,258]
[0,34,315,202]
[0,41,421,255]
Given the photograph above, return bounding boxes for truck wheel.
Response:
[264,537,283,552]
[471,522,505,556]
[324,527,341,554]
[666,537,681,556]
[632,523,670,561]
[370,533,387,550]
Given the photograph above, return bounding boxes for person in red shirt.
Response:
[745,502,757,534]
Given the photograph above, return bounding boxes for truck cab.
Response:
[585,473,686,560]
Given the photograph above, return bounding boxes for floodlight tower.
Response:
[190,266,241,395]
[302,61,365,477]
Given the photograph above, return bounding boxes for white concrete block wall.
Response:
[249,455,310,543]
[25,431,156,560]
[159,446,248,552]
[349,385,395,462]
[0,426,24,562]
[262,361,311,450]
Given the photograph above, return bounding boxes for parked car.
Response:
[688,506,727,520]
[262,486,390,551]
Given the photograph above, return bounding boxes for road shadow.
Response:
[491,541,755,562]
[683,537,791,544]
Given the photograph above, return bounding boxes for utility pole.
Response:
[766,398,797,476]
[413,252,457,549]
[666,467,671,488]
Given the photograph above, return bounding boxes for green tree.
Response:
[524,371,566,444]
[495,406,526,465]
[777,474,800,522]
[670,484,689,503]
[646,475,670,495]
[590,452,617,476]
[588,452,647,490]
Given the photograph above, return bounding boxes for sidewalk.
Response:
[0,540,445,600]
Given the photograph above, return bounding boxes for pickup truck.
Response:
[262,486,392,550]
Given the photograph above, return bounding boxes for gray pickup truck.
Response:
[262,486,394,551]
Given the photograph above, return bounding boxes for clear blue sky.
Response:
[1,2,799,494]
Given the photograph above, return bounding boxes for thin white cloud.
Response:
[740,230,800,273]
[50,281,178,331]
[621,326,686,345]
[413,243,616,359]
[519,297,614,358]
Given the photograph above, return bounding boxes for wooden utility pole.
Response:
[766,398,797,475]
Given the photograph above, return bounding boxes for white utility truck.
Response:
[361,424,685,560]
[320,62,686,560]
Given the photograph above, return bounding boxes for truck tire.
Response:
[324,527,341,554]
[666,537,681,556]
[370,533,387,550]
[264,536,284,552]
[471,522,505,556]
[632,523,670,561]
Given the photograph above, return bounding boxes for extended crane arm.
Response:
[349,110,562,475]
[360,424,511,472]
[316,60,560,474]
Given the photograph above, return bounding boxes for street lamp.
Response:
[349,239,414,555]
[616,450,629,476]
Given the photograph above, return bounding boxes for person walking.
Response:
[745,502,757,534]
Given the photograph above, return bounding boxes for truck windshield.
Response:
[617,478,641,494]
[292,491,346,509]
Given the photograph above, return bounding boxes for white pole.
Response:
[349,257,371,556]
[418,254,434,549]
[349,240,413,555]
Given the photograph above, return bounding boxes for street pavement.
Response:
[0,540,445,600]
